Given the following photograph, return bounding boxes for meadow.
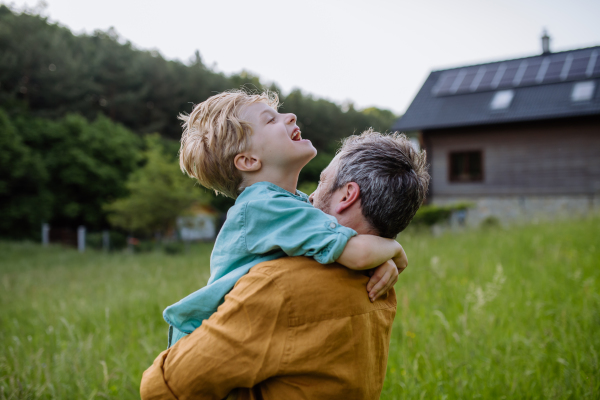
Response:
[1,218,599,399]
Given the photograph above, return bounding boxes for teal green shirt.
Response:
[163,182,357,347]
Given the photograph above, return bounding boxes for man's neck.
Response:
[339,215,379,236]
[332,202,379,236]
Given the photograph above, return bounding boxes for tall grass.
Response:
[1,218,599,399]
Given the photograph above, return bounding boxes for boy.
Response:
[164,90,406,347]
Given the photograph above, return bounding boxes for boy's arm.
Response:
[245,198,406,270]
[244,198,358,264]
[336,234,408,271]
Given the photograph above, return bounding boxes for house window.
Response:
[449,151,483,182]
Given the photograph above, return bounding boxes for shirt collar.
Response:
[238,182,310,203]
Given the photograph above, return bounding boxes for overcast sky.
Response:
[6,0,600,114]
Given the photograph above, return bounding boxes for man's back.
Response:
[141,256,396,400]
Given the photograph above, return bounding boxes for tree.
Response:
[104,135,206,236]
[17,112,142,229]
[0,5,402,225]
[0,109,51,238]
[0,109,142,238]
[0,5,398,147]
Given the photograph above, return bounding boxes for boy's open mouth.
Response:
[291,130,302,141]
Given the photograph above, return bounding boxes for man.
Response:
[141,130,430,400]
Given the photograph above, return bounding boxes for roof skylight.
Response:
[490,90,514,110]
[571,81,595,102]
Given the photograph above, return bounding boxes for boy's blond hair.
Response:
[179,90,279,198]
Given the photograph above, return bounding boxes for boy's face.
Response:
[241,102,316,170]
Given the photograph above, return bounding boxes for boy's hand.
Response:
[392,244,408,274]
[366,259,399,302]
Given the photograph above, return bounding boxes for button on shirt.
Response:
[163,182,357,346]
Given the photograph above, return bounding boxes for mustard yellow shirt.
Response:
[141,256,397,400]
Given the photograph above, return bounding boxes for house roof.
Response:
[392,46,600,132]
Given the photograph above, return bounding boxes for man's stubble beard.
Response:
[314,189,334,217]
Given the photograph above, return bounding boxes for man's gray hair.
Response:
[331,129,430,238]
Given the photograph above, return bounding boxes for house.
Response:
[177,205,219,241]
[393,35,600,225]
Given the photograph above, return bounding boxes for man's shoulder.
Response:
[246,257,396,326]
[250,255,354,279]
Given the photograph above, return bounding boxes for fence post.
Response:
[77,226,86,253]
[42,223,50,246]
[102,230,110,252]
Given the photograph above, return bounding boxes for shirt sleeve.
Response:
[243,197,357,264]
[140,272,286,400]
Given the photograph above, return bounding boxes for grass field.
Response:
[1,218,599,399]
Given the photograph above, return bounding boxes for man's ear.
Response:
[334,182,360,214]
[234,153,262,172]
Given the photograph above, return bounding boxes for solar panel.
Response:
[519,59,543,86]
[535,58,551,83]
[478,65,498,89]
[567,54,590,80]
[544,58,564,81]
[432,47,600,97]
[470,67,487,91]
[594,56,600,76]
[449,69,467,93]
[560,55,573,80]
[432,71,458,95]
[513,61,528,85]
[490,64,507,88]
[498,63,519,87]
[586,50,598,77]
[456,69,478,92]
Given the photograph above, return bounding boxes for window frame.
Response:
[448,150,485,183]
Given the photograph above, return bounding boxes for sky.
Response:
[5,0,600,114]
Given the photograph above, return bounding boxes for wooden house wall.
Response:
[423,117,600,197]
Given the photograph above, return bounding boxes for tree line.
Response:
[0,5,399,240]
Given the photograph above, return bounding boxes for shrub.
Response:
[163,242,185,255]
[480,215,501,229]
[86,231,127,251]
[410,202,473,227]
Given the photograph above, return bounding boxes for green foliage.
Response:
[86,231,127,251]
[381,217,600,398]
[411,202,473,226]
[1,218,599,398]
[104,135,206,236]
[0,109,141,237]
[0,108,51,238]
[360,107,399,133]
[0,6,231,138]
[297,181,318,197]
[0,5,398,151]
[163,241,185,255]
[298,151,335,191]
[132,240,157,253]
[480,215,501,229]
[0,5,401,236]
